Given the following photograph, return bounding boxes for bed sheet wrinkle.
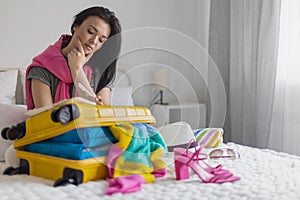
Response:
[0,143,300,200]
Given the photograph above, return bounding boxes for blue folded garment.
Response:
[48,127,117,147]
[23,141,111,160]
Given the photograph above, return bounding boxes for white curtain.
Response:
[229,0,281,148]
[268,0,300,156]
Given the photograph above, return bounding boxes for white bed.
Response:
[0,143,300,199]
[0,68,300,199]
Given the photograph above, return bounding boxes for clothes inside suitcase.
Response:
[1,98,156,186]
[22,127,117,160]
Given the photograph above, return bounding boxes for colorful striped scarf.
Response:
[106,123,167,194]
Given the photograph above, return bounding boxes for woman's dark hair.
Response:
[71,6,122,93]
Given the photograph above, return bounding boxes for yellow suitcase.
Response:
[1,98,156,186]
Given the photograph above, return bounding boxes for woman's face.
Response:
[72,16,111,56]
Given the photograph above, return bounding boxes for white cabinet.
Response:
[150,103,206,129]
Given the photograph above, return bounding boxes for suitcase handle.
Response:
[51,104,80,124]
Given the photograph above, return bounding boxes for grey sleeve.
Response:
[27,66,52,86]
[27,66,59,99]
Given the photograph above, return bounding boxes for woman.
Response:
[26,6,122,109]
[4,6,121,168]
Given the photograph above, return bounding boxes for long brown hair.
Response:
[71,6,122,93]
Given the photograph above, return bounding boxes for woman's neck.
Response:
[60,35,73,58]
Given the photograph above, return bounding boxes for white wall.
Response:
[0,0,210,107]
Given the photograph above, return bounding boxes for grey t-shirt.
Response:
[27,66,112,100]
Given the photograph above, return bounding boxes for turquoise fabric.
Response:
[114,123,167,167]
[22,127,117,160]
[48,127,117,147]
[23,141,111,160]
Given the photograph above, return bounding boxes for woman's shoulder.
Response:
[27,66,56,80]
[28,66,51,74]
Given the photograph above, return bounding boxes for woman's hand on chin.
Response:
[68,37,94,71]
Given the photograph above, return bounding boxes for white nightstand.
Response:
[150,103,206,129]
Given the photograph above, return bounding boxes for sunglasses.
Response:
[208,148,240,159]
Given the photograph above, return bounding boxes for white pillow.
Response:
[157,122,196,152]
[110,87,134,106]
[0,103,27,161]
[0,70,18,104]
[16,69,26,104]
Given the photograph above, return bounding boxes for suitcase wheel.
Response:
[54,168,83,187]
[1,122,26,140]
[53,177,77,187]
[51,104,80,124]
[3,167,19,175]
[3,160,29,175]
[1,127,10,139]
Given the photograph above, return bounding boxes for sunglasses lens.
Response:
[209,149,223,158]
[227,149,236,157]
[208,148,239,159]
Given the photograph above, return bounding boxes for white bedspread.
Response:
[0,143,300,200]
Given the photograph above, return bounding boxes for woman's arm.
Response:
[71,67,97,100]
[67,37,98,102]
[31,79,53,108]
[96,87,111,105]
[31,75,110,107]
[66,37,111,105]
